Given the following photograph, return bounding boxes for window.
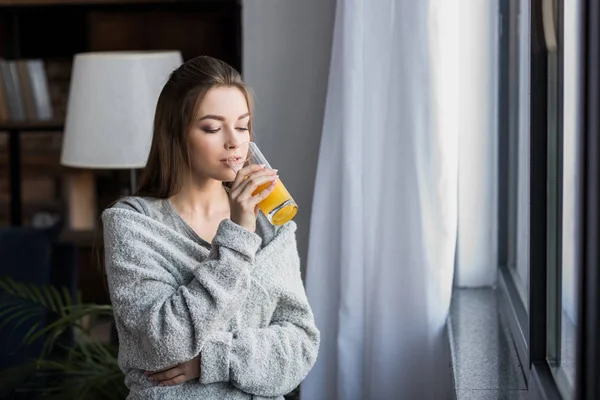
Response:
[497,0,599,399]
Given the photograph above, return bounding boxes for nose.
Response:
[225,139,240,150]
[224,129,243,150]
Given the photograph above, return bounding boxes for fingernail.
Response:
[273,169,279,173]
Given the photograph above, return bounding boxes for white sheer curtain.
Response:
[301,0,457,399]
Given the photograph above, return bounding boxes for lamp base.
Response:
[65,170,97,231]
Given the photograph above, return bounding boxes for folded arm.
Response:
[199,238,320,397]
[103,211,261,371]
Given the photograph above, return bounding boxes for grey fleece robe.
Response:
[101,197,319,399]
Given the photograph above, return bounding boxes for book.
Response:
[26,60,53,120]
[17,60,37,120]
[0,59,26,120]
[0,67,9,122]
[0,59,54,121]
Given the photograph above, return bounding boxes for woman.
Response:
[101,55,319,399]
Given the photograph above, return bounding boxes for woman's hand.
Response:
[229,164,278,232]
[145,357,201,387]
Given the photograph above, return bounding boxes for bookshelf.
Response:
[0,0,241,303]
[0,0,241,227]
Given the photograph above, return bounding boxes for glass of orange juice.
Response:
[226,142,298,226]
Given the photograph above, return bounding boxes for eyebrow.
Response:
[197,112,250,122]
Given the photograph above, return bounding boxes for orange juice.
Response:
[253,178,298,225]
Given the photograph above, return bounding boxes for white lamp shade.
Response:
[61,51,183,168]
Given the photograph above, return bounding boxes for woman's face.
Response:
[188,86,251,183]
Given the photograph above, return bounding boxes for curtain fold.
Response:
[301,0,457,398]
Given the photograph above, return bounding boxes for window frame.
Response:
[575,0,600,399]
[528,0,564,397]
[497,0,530,373]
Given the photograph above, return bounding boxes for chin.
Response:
[203,163,236,183]
[215,170,236,183]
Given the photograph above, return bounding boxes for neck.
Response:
[169,176,229,218]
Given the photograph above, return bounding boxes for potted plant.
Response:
[0,276,126,400]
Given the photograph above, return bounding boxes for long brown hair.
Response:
[136,55,254,198]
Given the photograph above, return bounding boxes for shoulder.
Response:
[111,196,165,217]
[101,197,173,241]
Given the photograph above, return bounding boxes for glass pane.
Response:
[545,0,563,392]
[513,0,530,311]
[557,0,581,395]
[505,0,529,312]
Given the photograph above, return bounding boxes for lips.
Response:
[221,156,242,163]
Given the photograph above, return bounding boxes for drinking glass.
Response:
[227,142,298,226]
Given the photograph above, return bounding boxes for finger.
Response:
[231,164,265,189]
[148,367,181,381]
[238,175,279,200]
[248,179,278,206]
[230,170,278,199]
[159,374,186,387]
[143,366,172,377]
[144,364,175,375]
[234,169,277,192]
[230,167,277,196]
[247,168,278,179]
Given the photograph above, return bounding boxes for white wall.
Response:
[242,0,336,274]
[455,0,499,287]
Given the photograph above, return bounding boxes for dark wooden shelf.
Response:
[0,120,65,131]
[0,198,62,207]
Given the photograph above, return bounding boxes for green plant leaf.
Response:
[0,277,123,400]
[49,285,66,316]
[0,303,27,319]
[8,277,37,301]
[43,285,60,315]
[7,309,45,342]
[20,321,42,347]
[35,340,123,399]
[0,277,72,315]
[28,284,49,309]
[0,306,42,332]
[0,277,20,296]
[62,286,74,308]
[37,329,62,360]
[26,305,111,345]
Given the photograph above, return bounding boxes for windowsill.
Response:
[448,288,528,400]
[558,310,576,389]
